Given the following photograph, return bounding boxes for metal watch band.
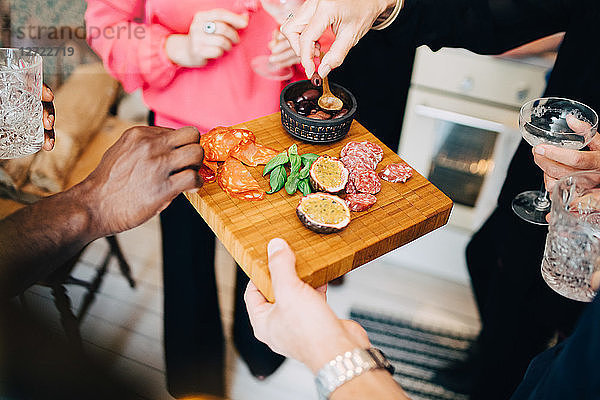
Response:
[315,348,395,399]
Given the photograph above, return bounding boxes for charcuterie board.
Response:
[186,112,453,302]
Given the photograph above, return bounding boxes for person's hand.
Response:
[280,0,395,78]
[165,9,249,67]
[267,30,301,70]
[41,84,55,151]
[75,126,204,237]
[533,114,600,193]
[245,238,370,373]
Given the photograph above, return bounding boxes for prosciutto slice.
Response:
[200,126,256,162]
[230,140,279,167]
[217,158,265,201]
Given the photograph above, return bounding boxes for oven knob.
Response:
[459,77,474,93]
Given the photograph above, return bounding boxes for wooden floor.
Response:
[21,215,480,400]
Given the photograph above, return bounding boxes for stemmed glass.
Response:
[512,97,599,225]
[251,0,304,80]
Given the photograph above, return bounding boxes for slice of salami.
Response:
[361,141,383,163]
[340,141,361,159]
[340,141,382,169]
[198,163,217,183]
[344,179,357,194]
[341,154,373,172]
[379,163,413,183]
[345,193,377,212]
[350,166,381,194]
[342,150,378,170]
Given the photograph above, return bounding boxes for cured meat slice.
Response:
[340,141,383,166]
[341,152,377,171]
[362,142,383,163]
[379,163,413,183]
[345,193,377,212]
[198,164,216,183]
[344,179,357,194]
[350,166,381,194]
[340,141,361,159]
[217,158,264,201]
[200,126,256,162]
[230,140,279,167]
[204,160,219,174]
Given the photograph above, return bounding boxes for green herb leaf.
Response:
[289,154,301,175]
[299,163,311,179]
[300,153,319,166]
[285,172,300,195]
[298,178,311,196]
[267,165,287,194]
[288,143,298,156]
[263,151,289,176]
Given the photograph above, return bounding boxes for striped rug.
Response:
[350,309,477,400]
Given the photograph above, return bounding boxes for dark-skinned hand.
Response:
[75,126,204,237]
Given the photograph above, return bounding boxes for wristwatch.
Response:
[315,347,395,399]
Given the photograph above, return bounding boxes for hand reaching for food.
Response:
[165,9,249,67]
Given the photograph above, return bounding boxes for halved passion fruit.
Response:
[296,192,351,234]
[309,156,349,193]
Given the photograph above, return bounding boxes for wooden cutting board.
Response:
[186,112,453,302]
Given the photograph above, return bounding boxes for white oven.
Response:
[398,47,551,232]
[386,47,552,283]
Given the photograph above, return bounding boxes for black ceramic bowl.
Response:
[280,80,357,144]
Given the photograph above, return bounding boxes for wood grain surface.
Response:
[186,112,453,302]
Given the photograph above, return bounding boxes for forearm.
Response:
[0,183,98,298]
[390,0,572,54]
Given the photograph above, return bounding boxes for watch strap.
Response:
[315,348,394,399]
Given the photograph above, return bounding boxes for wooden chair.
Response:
[19,235,135,351]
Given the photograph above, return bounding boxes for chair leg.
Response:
[52,283,83,353]
[106,235,136,288]
[76,250,111,323]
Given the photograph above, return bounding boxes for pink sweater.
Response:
[85,0,305,131]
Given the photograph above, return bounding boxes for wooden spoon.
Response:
[318,75,343,111]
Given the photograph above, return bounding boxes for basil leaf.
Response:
[288,143,298,156]
[299,162,311,179]
[263,151,289,176]
[285,172,300,195]
[267,165,287,194]
[289,153,301,175]
[298,178,311,196]
[300,153,319,166]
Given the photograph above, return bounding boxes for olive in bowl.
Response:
[280,80,357,144]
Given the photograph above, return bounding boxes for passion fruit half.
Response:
[309,156,349,193]
[296,192,351,234]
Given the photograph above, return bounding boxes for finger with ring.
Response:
[203,21,217,34]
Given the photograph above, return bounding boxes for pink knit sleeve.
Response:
[85,0,180,92]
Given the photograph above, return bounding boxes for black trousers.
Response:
[152,112,283,398]
[466,140,586,400]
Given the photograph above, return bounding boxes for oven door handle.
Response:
[414,104,509,133]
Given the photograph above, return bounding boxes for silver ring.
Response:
[203,21,217,34]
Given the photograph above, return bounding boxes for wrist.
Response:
[165,34,196,67]
[372,0,403,31]
[303,332,361,373]
[66,179,107,241]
